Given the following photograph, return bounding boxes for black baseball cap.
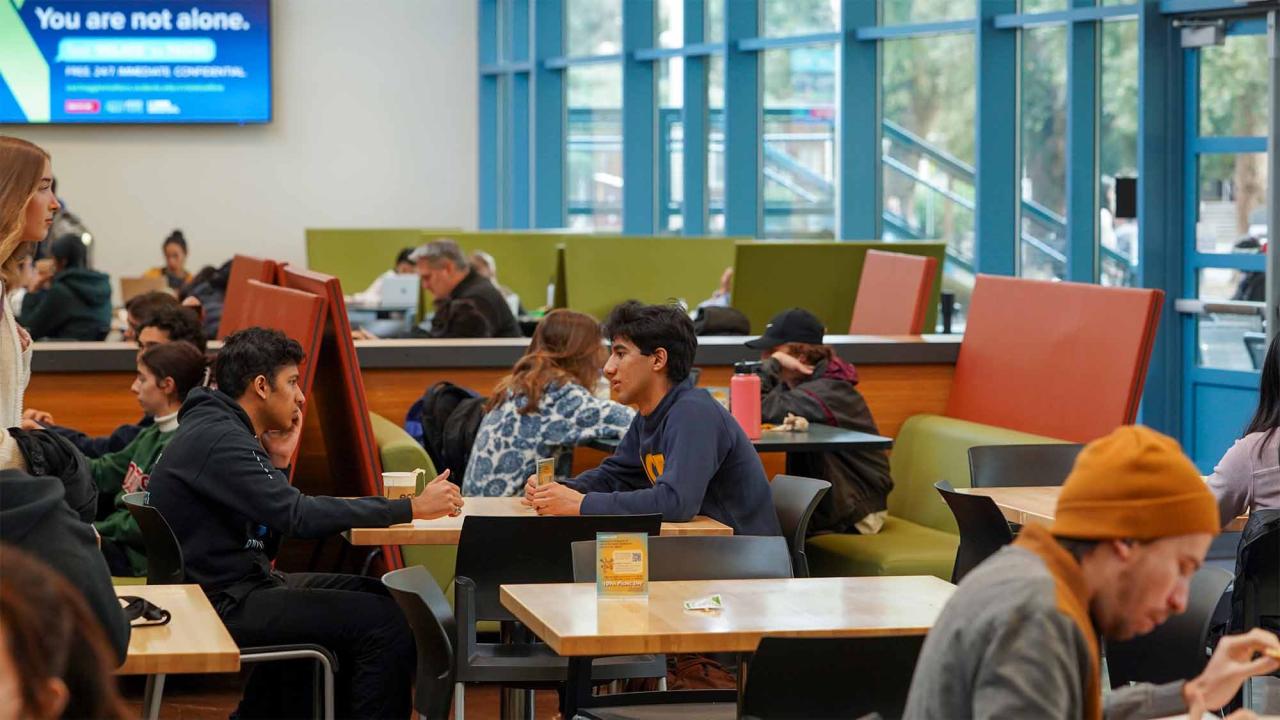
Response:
[744,308,826,350]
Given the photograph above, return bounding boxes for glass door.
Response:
[1179,22,1268,472]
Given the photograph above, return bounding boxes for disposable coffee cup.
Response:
[382,469,425,501]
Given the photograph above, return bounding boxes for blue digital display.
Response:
[0,0,271,124]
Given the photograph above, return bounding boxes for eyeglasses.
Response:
[118,596,171,627]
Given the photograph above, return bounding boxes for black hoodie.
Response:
[0,470,131,664]
[147,388,412,603]
[19,267,112,341]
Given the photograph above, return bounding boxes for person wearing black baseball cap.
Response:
[747,307,893,535]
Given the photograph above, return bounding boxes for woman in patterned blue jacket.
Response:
[464,309,635,497]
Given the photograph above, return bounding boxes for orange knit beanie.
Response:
[1049,425,1219,541]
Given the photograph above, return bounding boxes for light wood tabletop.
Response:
[114,584,240,676]
[499,576,955,657]
[958,486,1249,533]
[343,495,734,545]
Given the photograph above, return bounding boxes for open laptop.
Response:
[377,274,419,310]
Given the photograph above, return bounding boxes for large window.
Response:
[1099,19,1138,287]
[763,45,837,238]
[1020,24,1068,282]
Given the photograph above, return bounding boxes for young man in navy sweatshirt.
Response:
[527,301,780,536]
[148,327,463,719]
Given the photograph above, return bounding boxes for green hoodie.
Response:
[20,267,112,340]
[91,418,178,577]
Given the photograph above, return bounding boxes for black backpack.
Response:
[419,382,486,487]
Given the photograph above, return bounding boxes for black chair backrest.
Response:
[121,491,185,585]
[1232,509,1280,637]
[770,474,831,578]
[382,566,456,720]
[571,535,794,583]
[1106,566,1234,688]
[455,514,662,621]
[934,481,1014,584]
[742,635,925,719]
[967,443,1085,488]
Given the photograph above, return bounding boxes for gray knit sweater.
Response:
[904,544,1189,720]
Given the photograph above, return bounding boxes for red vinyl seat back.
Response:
[849,250,938,335]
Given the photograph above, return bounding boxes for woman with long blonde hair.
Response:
[463,309,635,497]
[0,136,60,471]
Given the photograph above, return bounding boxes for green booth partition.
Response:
[731,241,948,334]
[305,229,455,294]
[559,236,738,321]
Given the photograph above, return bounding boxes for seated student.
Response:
[1208,330,1280,528]
[178,259,231,339]
[0,545,131,720]
[465,309,634,497]
[122,290,180,343]
[143,230,192,291]
[469,249,523,317]
[91,341,206,577]
[26,304,206,456]
[526,301,781,536]
[350,247,415,305]
[745,307,892,535]
[19,232,111,341]
[412,239,521,338]
[0,470,131,665]
[148,326,463,718]
[904,426,1280,720]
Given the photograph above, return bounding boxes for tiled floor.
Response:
[120,674,562,719]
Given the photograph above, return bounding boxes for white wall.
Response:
[14,0,478,290]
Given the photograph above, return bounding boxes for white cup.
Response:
[382,469,425,501]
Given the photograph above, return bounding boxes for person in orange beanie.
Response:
[905,425,1280,720]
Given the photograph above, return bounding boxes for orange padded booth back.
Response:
[236,280,328,472]
[218,255,282,339]
[849,250,939,335]
[945,275,1163,443]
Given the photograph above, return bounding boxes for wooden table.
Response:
[585,422,894,453]
[114,584,239,720]
[343,496,734,546]
[958,486,1249,533]
[501,576,954,716]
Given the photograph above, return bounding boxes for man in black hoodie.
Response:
[0,469,131,665]
[147,327,462,719]
[746,308,893,535]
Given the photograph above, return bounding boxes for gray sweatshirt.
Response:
[904,543,1189,720]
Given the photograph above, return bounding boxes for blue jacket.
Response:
[568,377,781,537]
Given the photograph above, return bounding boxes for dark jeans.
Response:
[217,572,415,720]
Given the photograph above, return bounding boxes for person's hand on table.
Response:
[260,410,304,468]
[1183,628,1280,715]
[23,408,54,426]
[181,295,205,323]
[411,470,463,519]
[529,481,584,516]
[521,475,537,507]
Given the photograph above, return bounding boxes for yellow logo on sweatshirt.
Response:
[643,453,665,484]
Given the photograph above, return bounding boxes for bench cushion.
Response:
[806,516,960,581]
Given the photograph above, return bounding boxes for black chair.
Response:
[1106,566,1234,688]
[934,480,1014,584]
[382,565,456,720]
[122,493,338,720]
[580,635,925,720]
[770,474,830,578]
[451,514,667,719]
[571,535,795,583]
[967,443,1085,488]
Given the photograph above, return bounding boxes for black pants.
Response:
[218,572,415,719]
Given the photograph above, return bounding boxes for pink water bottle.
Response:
[730,361,762,440]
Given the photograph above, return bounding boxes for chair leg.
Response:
[321,658,335,720]
[455,682,465,720]
[142,673,166,720]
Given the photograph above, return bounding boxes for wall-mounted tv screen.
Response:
[0,0,270,124]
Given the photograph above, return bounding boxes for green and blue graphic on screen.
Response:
[0,0,270,124]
